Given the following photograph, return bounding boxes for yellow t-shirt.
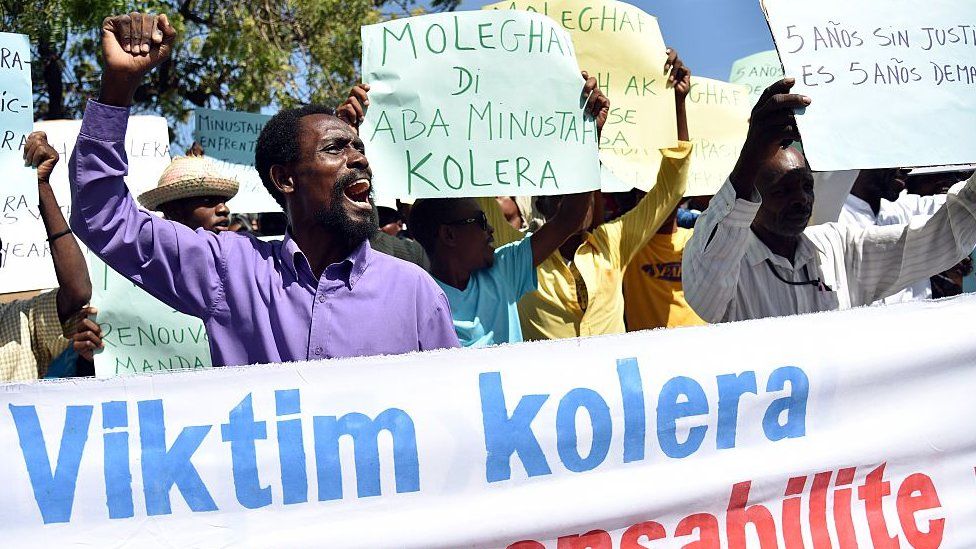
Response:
[623,227,705,331]
[479,141,693,340]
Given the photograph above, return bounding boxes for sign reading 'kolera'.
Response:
[2,295,975,545]
[360,11,600,201]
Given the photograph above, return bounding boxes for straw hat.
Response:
[138,156,240,210]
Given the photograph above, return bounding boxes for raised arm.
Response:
[70,13,222,319]
[527,72,609,265]
[597,50,693,268]
[849,173,976,305]
[682,79,812,322]
[24,132,92,323]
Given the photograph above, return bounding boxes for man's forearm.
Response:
[675,97,689,142]
[39,183,92,322]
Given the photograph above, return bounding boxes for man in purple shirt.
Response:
[69,13,460,367]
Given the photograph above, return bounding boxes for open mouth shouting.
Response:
[342,176,372,214]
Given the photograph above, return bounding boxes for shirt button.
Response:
[314,347,323,356]
[317,294,326,303]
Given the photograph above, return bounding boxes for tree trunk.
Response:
[37,38,64,120]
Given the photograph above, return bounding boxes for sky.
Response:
[461,0,776,81]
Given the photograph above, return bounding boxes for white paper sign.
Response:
[762,0,976,171]
[0,117,170,293]
[1,295,975,546]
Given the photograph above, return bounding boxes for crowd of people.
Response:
[2,11,974,381]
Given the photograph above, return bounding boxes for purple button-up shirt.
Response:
[69,100,460,367]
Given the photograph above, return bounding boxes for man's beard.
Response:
[313,172,378,246]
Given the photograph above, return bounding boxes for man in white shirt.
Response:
[839,168,966,303]
[682,78,976,323]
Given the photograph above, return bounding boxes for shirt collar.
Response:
[745,230,817,270]
[280,230,372,289]
[844,194,877,222]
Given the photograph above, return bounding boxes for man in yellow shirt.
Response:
[483,50,693,340]
[623,205,705,330]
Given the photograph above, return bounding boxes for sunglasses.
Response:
[443,210,490,232]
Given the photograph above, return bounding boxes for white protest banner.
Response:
[360,11,600,200]
[193,108,281,214]
[0,32,37,206]
[2,294,976,546]
[685,78,750,197]
[729,50,785,106]
[762,0,976,171]
[0,117,170,294]
[87,251,211,379]
[485,0,679,190]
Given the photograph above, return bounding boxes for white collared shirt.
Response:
[683,174,976,323]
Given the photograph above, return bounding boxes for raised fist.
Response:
[99,13,176,105]
[23,131,59,184]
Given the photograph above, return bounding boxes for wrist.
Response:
[98,71,141,107]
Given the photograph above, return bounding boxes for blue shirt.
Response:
[437,236,537,347]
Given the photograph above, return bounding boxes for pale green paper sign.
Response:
[193,108,282,214]
[360,11,601,200]
[0,32,37,206]
[762,0,976,171]
[89,251,212,378]
[729,50,784,106]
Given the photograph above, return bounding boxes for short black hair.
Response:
[254,104,338,209]
[408,198,465,255]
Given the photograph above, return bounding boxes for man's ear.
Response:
[270,165,295,196]
[437,224,458,249]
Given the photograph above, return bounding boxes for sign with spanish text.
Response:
[87,251,212,379]
[0,117,170,294]
[486,0,678,190]
[0,32,37,206]
[193,108,282,214]
[1,294,975,545]
[729,49,785,106]
[360,11,600,200]
[762,0,976,171]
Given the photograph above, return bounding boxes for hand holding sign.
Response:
[729,79,811,199]
[99,13,176,107]
[338,83,371,128]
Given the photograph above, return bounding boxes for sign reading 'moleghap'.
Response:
[2,296,976,546]
[360,10,601,201]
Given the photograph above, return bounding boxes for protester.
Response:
[623,202,705,331]
[69,13,459,367]
[0,132,92,381]
[838,168,964,303]
[474,50,693,340]
[376,206,403,236]
[138,155,239,232]
[683,79,976,323]
[339,74,608,346]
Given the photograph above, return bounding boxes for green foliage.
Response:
[1,0,456,127]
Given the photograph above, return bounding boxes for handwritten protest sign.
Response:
[729,50,784,105]
[762,0,976,171]
[193,108,281,213]
[685,78,750,196]
[88,251,211,378]
[0,117,170,294]
[360,11,600,200]
[486,0,678,189]
[0,33,37,205]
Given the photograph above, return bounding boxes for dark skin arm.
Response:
[666,48,691,141]
[24,131,92,323]
[69,306,103,362]
[526,71,608,265]
[728,78,812,200]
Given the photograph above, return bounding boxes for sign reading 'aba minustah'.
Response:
[2,295,976,546]
[360,10,601,202]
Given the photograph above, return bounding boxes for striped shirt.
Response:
[683,174,976,323]
[0,290,70,382]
